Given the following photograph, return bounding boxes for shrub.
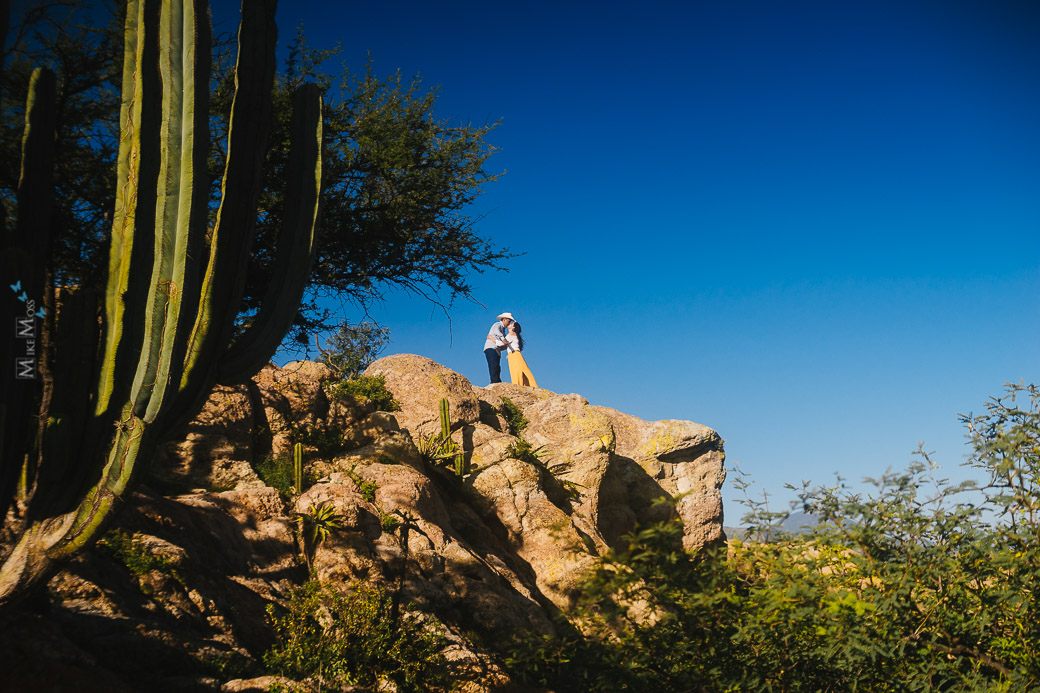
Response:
[296,502,345,569]
[256,455,316,498]
[292,422,348,460]
[325,374,400,412]
[500,396,527,436]
[502,383,1040,691]
[379,510,400,533]
[96,529,185,599]
[505,437,544,466]
[97,529,179,578]
[344,465,378,503]
[264,581,450,692]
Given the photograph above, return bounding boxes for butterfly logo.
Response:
[35,308,46,318]
[10,280,28,302]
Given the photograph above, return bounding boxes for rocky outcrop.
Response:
[2,355,725,691]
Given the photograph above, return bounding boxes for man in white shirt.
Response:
[483,312,514,383]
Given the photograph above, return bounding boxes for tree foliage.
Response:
[505,383,1040,691]
[2,5,510,351]
[1,1,121,290]
[318,319,390,379]
[211,28,511,348]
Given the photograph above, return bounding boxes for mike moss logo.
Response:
[10,280,46,380]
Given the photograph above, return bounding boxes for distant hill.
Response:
[782,511,818,533]
[725,512,818,542]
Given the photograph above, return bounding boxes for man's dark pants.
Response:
[484,347,502,383]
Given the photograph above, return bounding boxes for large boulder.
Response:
[13,356,726,691]
[599,408,726,549]
[365,354,480,437]
[366,354,727,602]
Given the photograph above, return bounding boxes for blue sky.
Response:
[212,0,1040,524]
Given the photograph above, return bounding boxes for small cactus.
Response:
[292,442,303,495]
[417,398,467,479]
[437,398,466,478]
[439,398,451,439]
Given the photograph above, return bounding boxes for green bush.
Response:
[342,464,378,503]
[325,374,400,412]
[502,383,1040,691]
[292,422,348,460]
[96,529,185,600]
[97,529,178,578]
[505,437,543,466]
[379,510,401,533]
[256,456,316,498]
[500,396,527,436]
[359,481,377,503]
[264,581,450,692]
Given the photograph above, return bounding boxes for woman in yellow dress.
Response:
[505,319,538,388]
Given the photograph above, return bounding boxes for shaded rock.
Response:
[154,361,380,493]
[464,422,515,472]
[469,457,597,610]
[599,408,726,549]
[16,485,304,692]
[311,431,422,480]
[0,609,138,693]
[252,361,336,459]
[152,384,259,492]
[253,360,335,422]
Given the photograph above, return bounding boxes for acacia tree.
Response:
[233,33,511,348]
[1,2,511,349]
[0,1,122,294]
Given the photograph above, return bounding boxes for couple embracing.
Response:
[484,312,538,387]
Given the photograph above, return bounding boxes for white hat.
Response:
[497,312,515,321]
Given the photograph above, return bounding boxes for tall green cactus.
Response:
[293,443,304,496]
[439,398,451,440]
[0,0,322,604]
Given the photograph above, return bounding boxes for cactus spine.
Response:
[0,0,322,604]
